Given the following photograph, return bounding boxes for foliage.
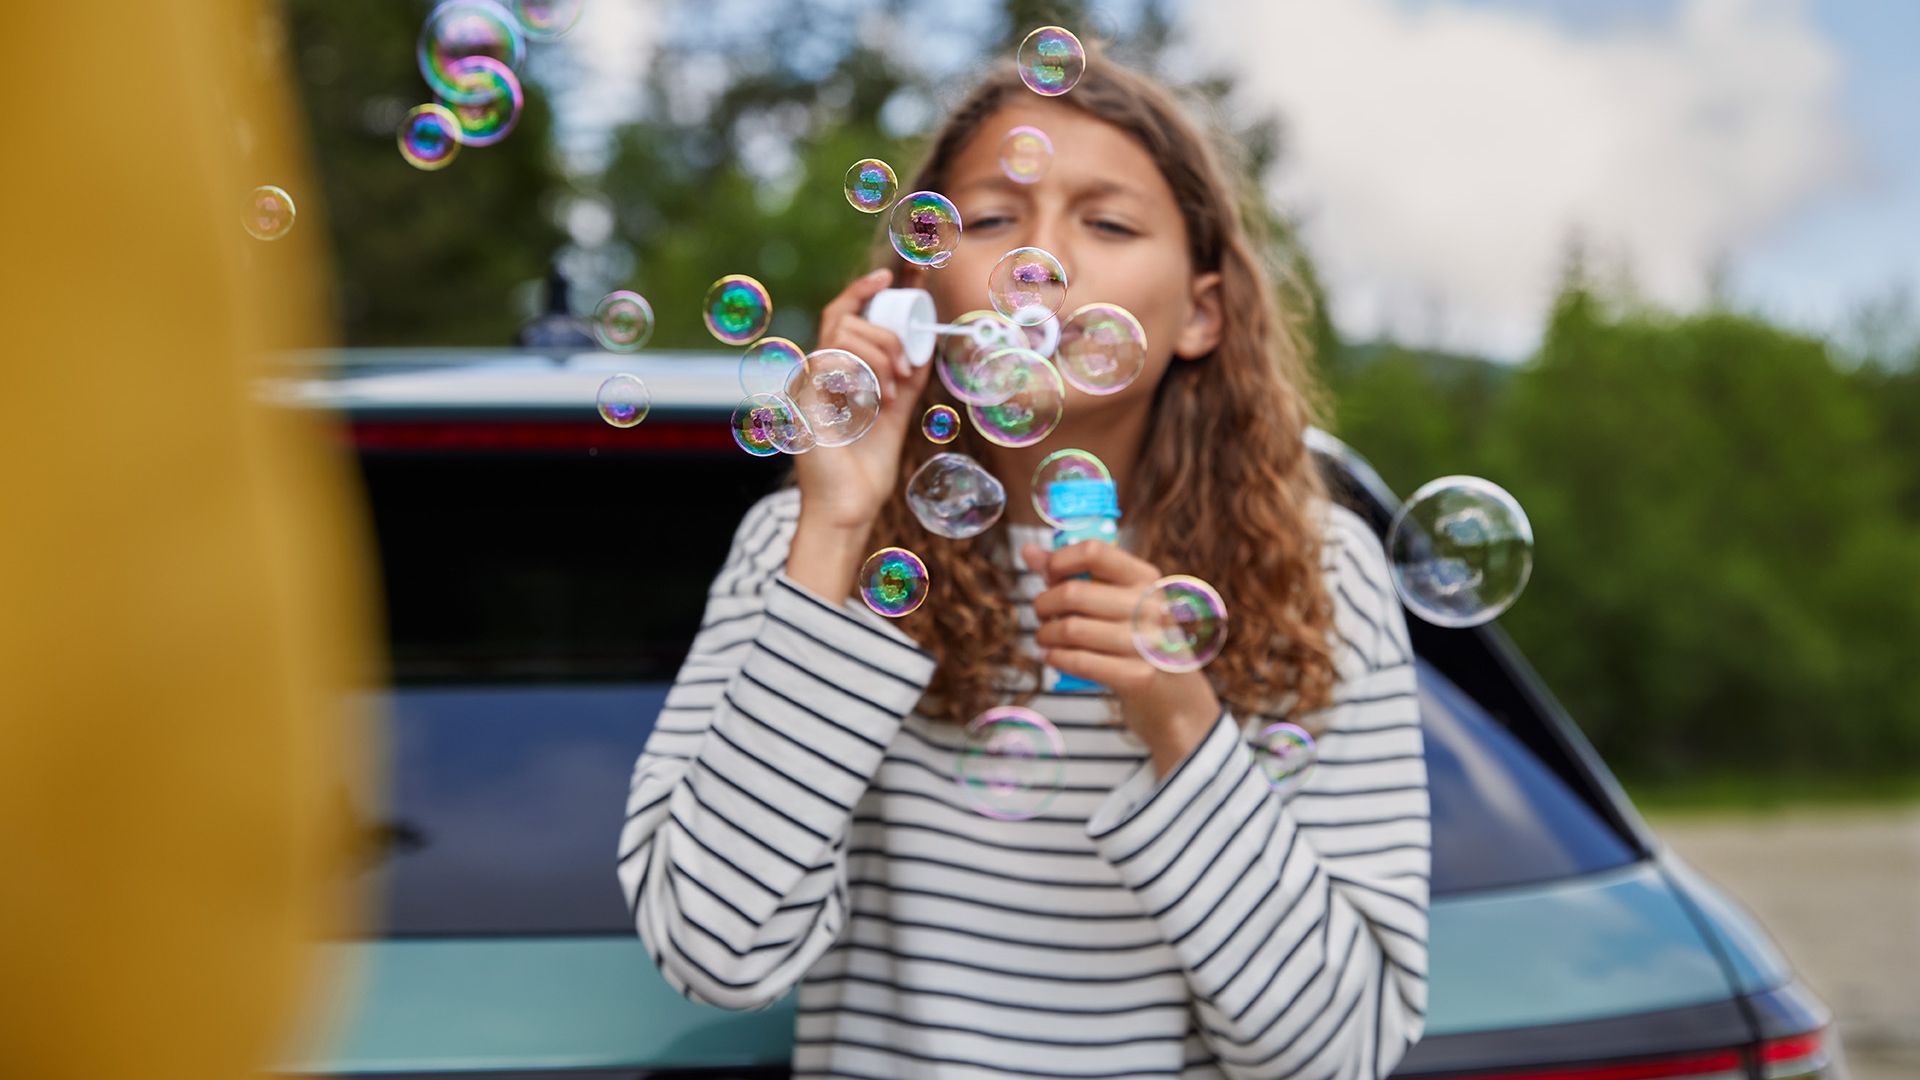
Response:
[284,0,565,346]
[1329,284,1920,781]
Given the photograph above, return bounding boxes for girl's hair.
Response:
[869,55,1339,730]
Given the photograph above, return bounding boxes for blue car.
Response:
[275,349,1846,1080]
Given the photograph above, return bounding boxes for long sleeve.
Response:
[1087,508,1429,1079]
[616,490,937,1010]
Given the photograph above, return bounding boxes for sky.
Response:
[543,0,1920,361]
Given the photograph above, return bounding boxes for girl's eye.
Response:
[970,214,1014,230]
[1090,219,1137,237]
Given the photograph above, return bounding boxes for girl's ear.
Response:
[1174,271,1224,361]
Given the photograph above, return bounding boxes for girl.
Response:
[619,55,1429,1080]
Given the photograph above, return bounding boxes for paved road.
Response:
[1650,807,1920,1080]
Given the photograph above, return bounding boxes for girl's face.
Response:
[913,101,1223,415]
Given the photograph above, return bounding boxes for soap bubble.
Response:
[732,393,812,457]
[989,247,1068,325]
[1017,25,1086,97]
[512,0,582,39]
[1132,574,1228,673]
[1388,476,1534,627]
[888,191,963,268]
[739,336,805,397]
[1056,302,1148,395]
[860,547,930,618]
[398,104,462,170]
[593,290,654,352]
[844,158,898,214]
[1251,722,1316,797]
[999,126,1053,184]
[936,310,1027,406]
[442,56,522,147]
[243,185,296,241]
[957,706,1066,821]
[419,0,525,105]
[596,374,650,428]
[922,404,960,444]
[1032,448,1113,528]
[783,349,882,447]
[704,274,772,346]
[966,349,1066,448]
[905,452,1008,540]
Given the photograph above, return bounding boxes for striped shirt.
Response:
[618,488,1429,1079]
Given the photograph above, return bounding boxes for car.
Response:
[272,347,1847,1080]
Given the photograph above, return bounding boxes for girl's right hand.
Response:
[790,267,932,534]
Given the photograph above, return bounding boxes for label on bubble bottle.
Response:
[1044,510,1120,694]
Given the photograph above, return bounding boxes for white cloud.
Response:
[1182,0,1851,358]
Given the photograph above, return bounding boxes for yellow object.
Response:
[0,4,383,1079]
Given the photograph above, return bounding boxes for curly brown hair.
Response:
[863,56,1339,732]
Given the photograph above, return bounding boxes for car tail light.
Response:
[1432,1028,1831,1080]
[1758,1030,1832,1080]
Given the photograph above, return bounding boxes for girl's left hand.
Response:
[1023,540,1224,777]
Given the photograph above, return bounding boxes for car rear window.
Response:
[358,439,779,683]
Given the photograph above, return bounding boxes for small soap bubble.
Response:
[844,158,899,214]
[1017,25,1086,97]
[1251,722,1317,797]
[419,0,526,105]
[966,349,1066,448]
[739,336,805,397]
[593,290,654,352]
[784,349,882,447]
[442,55,522,146]
[1031,448,1113,528]
[957,706,1066,821]
[512,0,583,39]
[888,191,963,268]
[1132,574,1229,673]
[860,547,930,618]
[243,184,296,241]
[922,404,960,444]
[937,310,1026,406]
[1388,476,1534,627]
[731,393,811,457]
[704,274,772,346]
[398,104,462,170]
[999,125,1054,184]
[596,373,651,428]
[1057,302,1148,395]
[906,452,1008,540]
[989,247,1069,325]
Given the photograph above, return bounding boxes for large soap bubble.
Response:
[905,452,1008,540]
[1387,476,1534,627]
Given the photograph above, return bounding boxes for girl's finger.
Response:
[1020,543,1051,578]
[1043,647,1154,694]
[840,316,908,377]
[1032,577,1142,622]
[1033,613,1136,657]
[1043,540,1161,587]
[836,325,905,399]
[819,267,894,328]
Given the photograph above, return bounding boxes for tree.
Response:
[285,0,566,346]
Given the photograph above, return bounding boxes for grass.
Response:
[1622,770,1920,816]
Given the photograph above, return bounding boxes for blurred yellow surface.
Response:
[0,4,382,1079]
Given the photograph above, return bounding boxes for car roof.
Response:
[271,347,747,413]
